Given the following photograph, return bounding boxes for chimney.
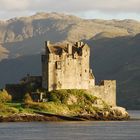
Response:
[80,42,84,46]
[67,43,72,55]
[76,42,81,47]
[90,69,92,73]
[45,41,50,54]
[45,41,50,47]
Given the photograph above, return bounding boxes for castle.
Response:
[42,41,116,106]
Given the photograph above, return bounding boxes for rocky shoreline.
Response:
[0,107,130,122]
[76,107,130,121]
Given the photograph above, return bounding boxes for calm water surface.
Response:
[0,111,140,140]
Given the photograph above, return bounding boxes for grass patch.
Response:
[24,102,70,115]
[23,89,108,116]
[0,89,110,117]
[0,103,19,116]
[47,89,98,105]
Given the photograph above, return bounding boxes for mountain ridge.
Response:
[0,12,140,61]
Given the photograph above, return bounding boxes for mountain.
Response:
[0,54,41,88]
[0,12,140,109]
[0,12,140,60]
[0,45,9,60]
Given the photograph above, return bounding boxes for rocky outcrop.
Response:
[0,113,85,122]
[0,107,129,122]
[76,107,130,121]
[0,113,62,122]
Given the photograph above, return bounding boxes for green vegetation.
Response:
[0,89,110,117]
[0,90,33,116]
[23,89,110,116]
[0,90,15,116]
[24,93,33,104]
[0,103,19,116]
[0,89,12,103]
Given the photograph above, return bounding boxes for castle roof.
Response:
[47,42,89,56]
[48,45,63,55]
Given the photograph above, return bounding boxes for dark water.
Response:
[0,111,140,140]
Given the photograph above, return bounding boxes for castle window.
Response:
[80,74,82,77]
[56,61,61,69]
[85,69,87,73]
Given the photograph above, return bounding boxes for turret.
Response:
[45,40,50,47]
[76,41,84,48]
[76,42,81,48]
[45,41,50,54]
[67,43,72,55]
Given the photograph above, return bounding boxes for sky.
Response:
[0,0,140,20]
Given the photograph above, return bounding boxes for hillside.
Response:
[0,12,140,60]
[86,34,140,109]
[0,45,9,60]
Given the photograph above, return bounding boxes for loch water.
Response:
[0,110,140,140]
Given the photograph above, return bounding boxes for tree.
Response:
[0,89,12,103]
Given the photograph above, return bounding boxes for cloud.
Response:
[0,0,29,10]
[0,0,140,12]
[28,0,140,13]
[0,0,140,19]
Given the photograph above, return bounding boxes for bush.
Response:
[48,90,69,104]
[47,89,98,105]
[0,103,19,116]
[24,93,33,104]
[0,89,12,103]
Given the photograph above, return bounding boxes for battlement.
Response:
[88,80,116,106]
[43,41,89,59]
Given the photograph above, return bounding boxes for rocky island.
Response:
[0,41,130,122]
[0,89,129,122]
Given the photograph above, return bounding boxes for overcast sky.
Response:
[0,0,140,20]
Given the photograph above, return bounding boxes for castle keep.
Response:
[42,41,95,91]
[42,41,116,106]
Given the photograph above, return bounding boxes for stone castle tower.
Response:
[42,41,116,106]
[42,41,95,91]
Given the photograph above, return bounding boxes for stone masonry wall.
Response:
[88,80,116,106]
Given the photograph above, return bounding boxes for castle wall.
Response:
[88,80,116,106]
[47,53,92,91]
[60,56,80,89]
[5,84,27,101]
[48,54,56,91]
[42,55,48,89]
[42,42,50,89]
